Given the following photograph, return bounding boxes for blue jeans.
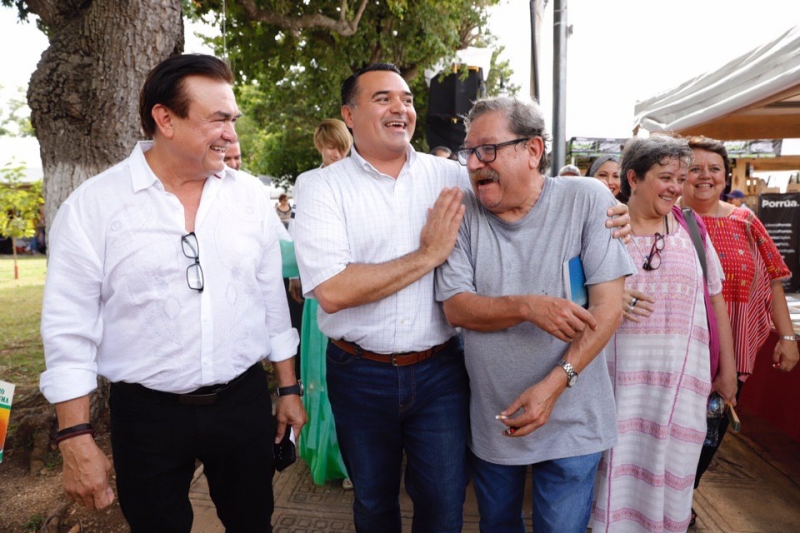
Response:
[470,449,602,533]
[326,338,470,533]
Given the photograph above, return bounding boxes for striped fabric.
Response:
[700,208,790,379]
[591,225,721,532]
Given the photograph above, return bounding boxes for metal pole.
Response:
[529,0,542,103]
[552,0,568,174]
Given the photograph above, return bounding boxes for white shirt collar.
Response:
[350,144,417,177]
[129,141,237,194]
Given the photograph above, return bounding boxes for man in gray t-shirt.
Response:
[435,97,635,533]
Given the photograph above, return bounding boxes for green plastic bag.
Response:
[279,240,300,279]
[298,299,349,484]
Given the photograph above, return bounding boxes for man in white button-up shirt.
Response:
[40,54,305,532]
[294,63,469,533]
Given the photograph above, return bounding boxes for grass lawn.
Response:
[0,255,47,389]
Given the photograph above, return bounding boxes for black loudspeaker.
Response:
[426,68,485,154]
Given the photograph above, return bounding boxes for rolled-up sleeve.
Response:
[39,203,105,404]
[259,205,299,363]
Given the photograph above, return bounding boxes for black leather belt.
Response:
[112,364,262,405]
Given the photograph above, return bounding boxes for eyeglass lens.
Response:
[186,262,204,291]
[182,233,199,259]
[457,145,497,165]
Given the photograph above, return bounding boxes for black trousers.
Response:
[283,277,304,377]
[110,365,276,533]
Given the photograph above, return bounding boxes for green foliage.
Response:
[0,85,34,137]
[189,0,503,185]
[486,46,521,97]
[0,256,47,387]
[23,512,44,532]
[0,163,42,242]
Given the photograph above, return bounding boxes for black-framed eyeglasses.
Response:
[456,138,530,166]
[181,232,204,292]
[643,232,665,271]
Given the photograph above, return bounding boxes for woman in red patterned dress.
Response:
[679,136,799,526]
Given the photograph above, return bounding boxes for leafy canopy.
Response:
[0,162,42,242]
[189,0,505,185]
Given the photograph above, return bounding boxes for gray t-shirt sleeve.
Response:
[576,185,637,287]
[435,197,476,303]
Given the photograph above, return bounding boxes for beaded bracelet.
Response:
[55,423,96,444]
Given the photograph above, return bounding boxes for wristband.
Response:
[56,423,96,444]
[779,335,797,342]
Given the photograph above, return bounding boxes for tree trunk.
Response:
[11,236,18,279]
[26,0,185,229]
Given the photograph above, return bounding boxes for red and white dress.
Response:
[701,208,790,380]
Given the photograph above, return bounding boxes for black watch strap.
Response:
[277,380,304,397]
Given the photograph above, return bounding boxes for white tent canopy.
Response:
[633,25,800,140]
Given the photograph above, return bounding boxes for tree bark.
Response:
[25,0,185,229]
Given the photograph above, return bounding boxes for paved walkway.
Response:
[190,410,800,532]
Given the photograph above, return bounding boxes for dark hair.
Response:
[686,136,731,179]
[619,134,692,198]
[139,54,234,138]
[465,96,551,174]
[341,63,402,107]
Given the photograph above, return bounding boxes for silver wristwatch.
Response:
[558,360,578,388]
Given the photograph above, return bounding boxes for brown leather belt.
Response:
[331,337,458,367]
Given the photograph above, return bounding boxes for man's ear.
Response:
[151,104,175,139]
[528,137,545,170]
[626,169,638,192]
[341,105,354,129]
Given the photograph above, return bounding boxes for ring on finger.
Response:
[631,297,638,308]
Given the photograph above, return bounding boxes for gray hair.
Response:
[619,134,692,198]
[465,97,551,173]
[587,155,619,177]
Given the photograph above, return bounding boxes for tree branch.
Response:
[24,0,86,29]
[237,0,369,36]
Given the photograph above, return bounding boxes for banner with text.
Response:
[568,137,628,157]
[724,139,782,159]
[759,193,800,292]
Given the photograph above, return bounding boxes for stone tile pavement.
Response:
[190,411,800,532]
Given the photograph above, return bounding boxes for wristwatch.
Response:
[277,380,304,397]
[557,360,578,388]
[779,334,797,342]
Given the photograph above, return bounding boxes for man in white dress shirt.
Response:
[40,54,305,532]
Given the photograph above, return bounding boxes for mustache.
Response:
[470,168,499,184]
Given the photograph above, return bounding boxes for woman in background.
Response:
[275,193,293,228]
[587,155,621,199]
[292,119,354,489]
[679,136,798,526]
[591,135,737,532]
